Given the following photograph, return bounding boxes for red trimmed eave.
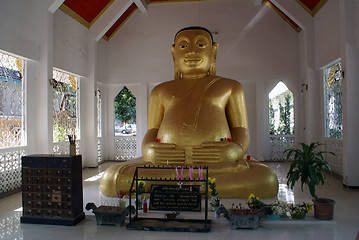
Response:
[266,0,302,33]
[297,0,322,11]
[148,0,200,3]
[104,3,138,40]
[149,0,177,2]
[295,0,328,16]
[63,0,112,24]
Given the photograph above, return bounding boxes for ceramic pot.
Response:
[266,214,281,219]
[313,198,335,220]
[292,212,306,219]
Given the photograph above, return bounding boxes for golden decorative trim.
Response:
[266,1,302,32]
[104,7,138,41]
[89,0,115,27]
[59,4,90,29]
[295,0,328,17]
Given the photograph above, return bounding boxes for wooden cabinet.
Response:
[20,154,85,226]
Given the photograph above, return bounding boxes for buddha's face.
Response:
[172,29,216,79]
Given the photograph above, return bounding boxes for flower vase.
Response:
[292,212,306,219]
[210,195,220,212]
[70,143,76,156]
[136,194,142,210]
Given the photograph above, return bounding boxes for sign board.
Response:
[149,185,201,212]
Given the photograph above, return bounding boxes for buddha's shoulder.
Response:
[215,76,244,88]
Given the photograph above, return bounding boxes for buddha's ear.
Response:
[210,42,219,76]
[212,42,218,57]
[171,44,180,80]
[171,44,175,60]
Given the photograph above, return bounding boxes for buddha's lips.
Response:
[184,58,202,65]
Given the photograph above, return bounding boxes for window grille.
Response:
[97,89,102,138]
[52,69,79,143]
[0,51,25,149]
[97,89,102,163]
[324,61,343,139]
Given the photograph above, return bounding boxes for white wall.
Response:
[0,0,43,60]
[54,10,89,77]
[105,1,299,85]
[314,0,341,69]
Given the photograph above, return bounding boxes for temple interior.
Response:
[1,0,359,239]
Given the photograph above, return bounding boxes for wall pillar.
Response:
[79,39,98,168]
[341,0,359,186]
[35,8,54,154]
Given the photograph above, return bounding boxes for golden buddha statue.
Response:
[101,26,278,198]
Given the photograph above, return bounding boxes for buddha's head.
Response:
[171,26,218,80]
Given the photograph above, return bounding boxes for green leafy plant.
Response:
[246,194,265,209]
[285,142,335,202]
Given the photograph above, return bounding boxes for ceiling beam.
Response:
[270,0,311,29]
[90,0,133,41]
[134,0,147,13]
[48,0,65,14]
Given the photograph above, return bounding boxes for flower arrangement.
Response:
[208,177,218,197]
[126,179,146,194]
[285,202,312,219]
[208,177,220,209]
[246,194,265,209]
[270,202,286,216]
[229,204,258,215]
[137,180,145,194]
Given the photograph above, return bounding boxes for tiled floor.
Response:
[1,162,359,240]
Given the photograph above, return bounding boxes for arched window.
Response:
[269,81,294,135]
[114,86,137,161]
[114,86,136,136]
[268,81,294,160]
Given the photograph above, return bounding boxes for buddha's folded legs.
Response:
[100,158,278,198]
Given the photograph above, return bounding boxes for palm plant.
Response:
[285,142,335,202]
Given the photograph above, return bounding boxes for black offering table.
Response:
[127,165,211,232]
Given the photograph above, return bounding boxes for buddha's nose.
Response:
[185,50,196,57]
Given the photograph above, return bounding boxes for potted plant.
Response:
[246,193,265,209]
[285,202,312,219]
[285,142,336,220]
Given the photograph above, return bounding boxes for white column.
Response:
[341,0,359,186]
[35,8,54,153]
[136,82,148,157]
[79,39,98,168]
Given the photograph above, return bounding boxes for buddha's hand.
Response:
[142,142,186,165]
[192,141,243,164]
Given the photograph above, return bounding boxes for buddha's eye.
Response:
[179,45,188,49]
[196,43,207,47]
